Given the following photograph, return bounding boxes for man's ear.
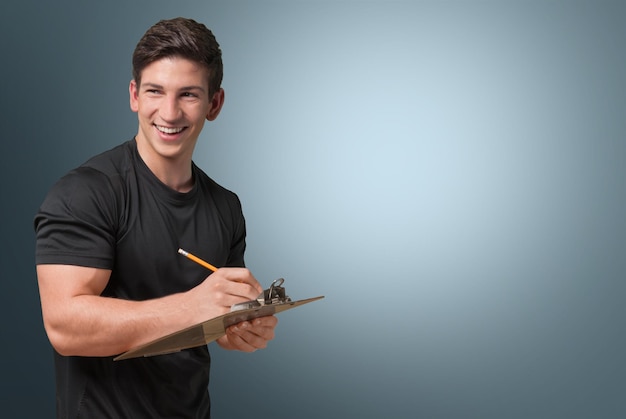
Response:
[129,80,139,112]
[206,88,225,121]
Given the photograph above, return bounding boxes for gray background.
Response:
[1,0,625,417]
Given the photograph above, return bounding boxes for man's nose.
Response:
[160,96,182,121]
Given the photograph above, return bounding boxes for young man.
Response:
[34,17,277,418]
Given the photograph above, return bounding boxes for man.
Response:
[34,17,277,418]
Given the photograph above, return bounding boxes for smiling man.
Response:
[34,18,277,418]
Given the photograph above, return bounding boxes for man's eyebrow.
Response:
[141,83,206,93]
[180,85,206,92]
[141,82,164,90]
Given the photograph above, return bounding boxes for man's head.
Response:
[132,17,223,96]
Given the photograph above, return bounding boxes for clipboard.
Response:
[114,279,323,361]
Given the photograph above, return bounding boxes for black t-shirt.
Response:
[34,139,246,418]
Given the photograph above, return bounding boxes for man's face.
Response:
[129,56,223,165]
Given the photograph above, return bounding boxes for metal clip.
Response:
[263,278,289,304]
[230,278,291,312]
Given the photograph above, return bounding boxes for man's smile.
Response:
[154,124,186,134]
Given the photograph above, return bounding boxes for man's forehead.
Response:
[139,56,210,89]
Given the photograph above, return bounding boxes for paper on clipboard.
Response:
[114,295,324,361]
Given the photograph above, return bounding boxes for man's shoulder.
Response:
[80,139,135,177]
[193,165,243,223]
[194,165,240,203]
[45,140,135,202]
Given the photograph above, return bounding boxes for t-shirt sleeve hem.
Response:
[35,252,113,270]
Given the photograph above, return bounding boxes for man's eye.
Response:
[182,92,197,98]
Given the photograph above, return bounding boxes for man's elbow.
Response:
[42,318,78,356]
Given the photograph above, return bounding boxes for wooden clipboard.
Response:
[114,295,324,361]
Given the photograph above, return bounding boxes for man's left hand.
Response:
[217,316,278,352]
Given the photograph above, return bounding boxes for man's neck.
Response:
[153,163,194,193]
[136,141,194,193]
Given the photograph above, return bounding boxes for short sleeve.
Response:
[225,194,246,267]
[34,167,119,269]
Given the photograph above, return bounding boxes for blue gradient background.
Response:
[1,1,625,417]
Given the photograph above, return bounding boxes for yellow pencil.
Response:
[177,248,218,272]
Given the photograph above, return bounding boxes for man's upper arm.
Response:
[37,264,111,329]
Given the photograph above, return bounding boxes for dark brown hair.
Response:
[132,17,223,95]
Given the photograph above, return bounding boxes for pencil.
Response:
[177,248,218,272]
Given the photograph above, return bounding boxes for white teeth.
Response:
[156,125,184,134]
